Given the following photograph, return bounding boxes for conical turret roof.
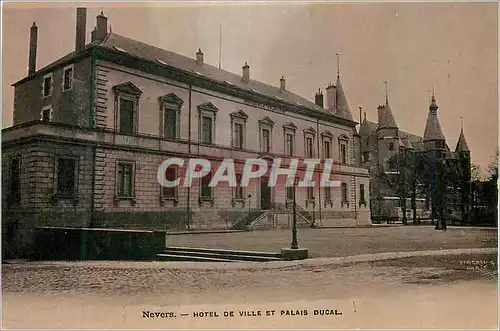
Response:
[377,100,398,129]
[423,95,445,141]
[455,128,469,152]
[335,76,353,121]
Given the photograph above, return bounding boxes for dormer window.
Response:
[42,73,53,97]
[156,59,168,66]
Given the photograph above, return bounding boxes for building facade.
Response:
[2,10,371,257]
[360,94,471,222]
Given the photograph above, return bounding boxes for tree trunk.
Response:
[401,199,408,225]
[411,189,417,224]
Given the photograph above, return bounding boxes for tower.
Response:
[423,93,447,221]
[456,120,471,222]
[376,83,400,171]
[423,93,447,159]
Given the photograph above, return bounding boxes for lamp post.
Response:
[291,179,298,249]
[311,197,316,228]
[247,193,252,214]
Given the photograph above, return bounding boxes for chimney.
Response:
[95,11,108,42]
[242,62,250,83]
[28,22,38,76]
[91,27,97,42]
[196,48,204,64]
[325,83,337,110]
[280,76,286,91]
[75,8,87,53]
[315,89,324,108]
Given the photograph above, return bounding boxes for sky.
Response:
[2,2,498,172]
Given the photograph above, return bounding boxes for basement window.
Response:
[224,80,234,86]
[193,71,203,76]
[273,95,283,101]
[113,46,126,53]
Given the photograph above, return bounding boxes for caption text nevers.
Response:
[142,309,342,319]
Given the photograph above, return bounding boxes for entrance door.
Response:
[260,177,272,210]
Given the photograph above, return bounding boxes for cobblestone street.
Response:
[3,250,498,329]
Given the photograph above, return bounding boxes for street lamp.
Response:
[311,197,316,228]
[247,193,252,214]
[291,178,299,249]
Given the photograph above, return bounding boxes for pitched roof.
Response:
[360,119,378,136]
[100,33,355,122]
[401,136,414,149]
[455,129,470,152]
[15,32,357,124]
[423,96,446,141]
[377,102,398,129]
[333,76,353,121]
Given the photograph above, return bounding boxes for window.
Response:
[307,187,314,200]
[9,158,21,205]
[340,144,347,164]
[324,187,331,201]
[119,98,135,134]
[56,157,77,195]
[286,186,294,200]
[63,65,74,91]
[262,129,271,152]
[40,106,52,122]
[42,73,53,97]
[230,110,248,149]
[113,82,142,135]
[159,93,183,140]
[234,174,243,199]
[233,122,243,149]
[162,165,178,199]
[285,133,294,156]
[117,162,134,197]
[164,109,177,139]
[363,151,370,163]
[341,183,348,203]
[360,184,366,204]
[306,137,314,158]
[202,116,213,144]
[389,142,394,151]
[201,173,212,198]
[323,140,331,158]
[259,117,275,153]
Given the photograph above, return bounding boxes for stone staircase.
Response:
[156,246,282,262]
[231,211,267,230]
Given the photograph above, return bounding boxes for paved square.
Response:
[166,226,498,257]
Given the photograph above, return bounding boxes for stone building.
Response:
[359,92,471,222]
[2,9,371,257]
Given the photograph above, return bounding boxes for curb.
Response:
[11,247,497,270]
